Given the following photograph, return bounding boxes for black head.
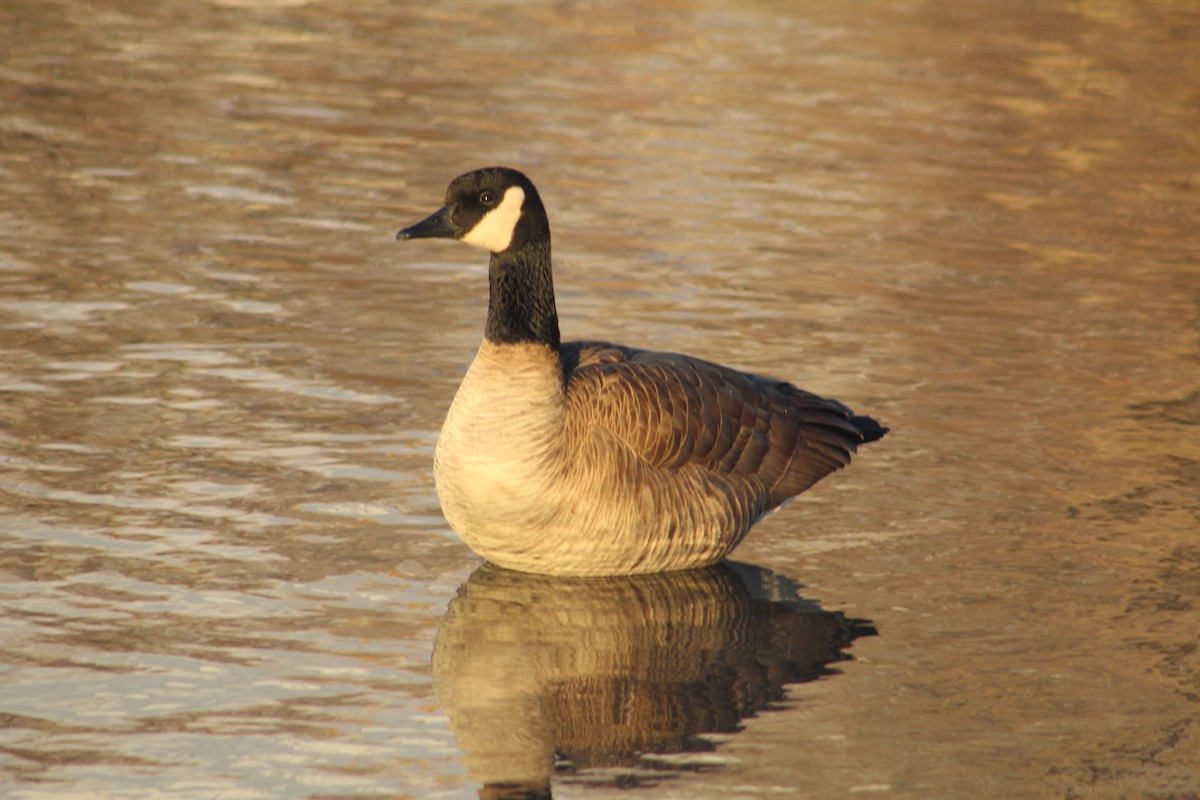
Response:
[396,167,549,254]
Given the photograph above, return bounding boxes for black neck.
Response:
[484,240,561,350]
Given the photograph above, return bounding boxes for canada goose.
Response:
[397,167,886,576]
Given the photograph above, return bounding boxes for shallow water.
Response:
[1,0,1198,798]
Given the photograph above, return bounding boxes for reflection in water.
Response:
[433,562,873,797]
[1,0,1197,794]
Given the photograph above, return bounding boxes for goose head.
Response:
[396,167,561,348]
[397,167,549,254]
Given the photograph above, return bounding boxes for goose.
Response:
[397,167,886,576]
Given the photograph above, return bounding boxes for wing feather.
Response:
[563,341,876,509]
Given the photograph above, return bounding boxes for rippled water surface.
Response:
[2,0,1198,797]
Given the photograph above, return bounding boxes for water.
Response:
[1,0,1197,797]
[433,563,872,795]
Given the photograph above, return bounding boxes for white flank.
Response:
[460,186,525,252]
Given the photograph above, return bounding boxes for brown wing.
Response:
[562,341,875,506]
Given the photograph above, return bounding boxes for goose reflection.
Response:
[432,561,874,797]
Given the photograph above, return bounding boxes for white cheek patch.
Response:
[460,186,525,253]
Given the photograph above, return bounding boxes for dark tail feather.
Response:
[850,415,888,444]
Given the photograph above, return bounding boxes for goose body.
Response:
[398,167,885,576]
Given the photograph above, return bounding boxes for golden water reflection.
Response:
[1,0,1198,796]
[433,562,872,797]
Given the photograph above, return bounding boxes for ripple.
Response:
[0,300,130,323]
[125,281,195,295]
[121,344,242,367]
[195,367,399,405]
[184,185,294,205]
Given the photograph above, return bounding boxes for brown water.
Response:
[1,0,1198,797]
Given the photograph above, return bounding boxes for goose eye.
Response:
[479,190,497,206]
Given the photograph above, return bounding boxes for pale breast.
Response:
[434,340,568,543]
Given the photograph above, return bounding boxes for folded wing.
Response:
[563,342,877,508]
